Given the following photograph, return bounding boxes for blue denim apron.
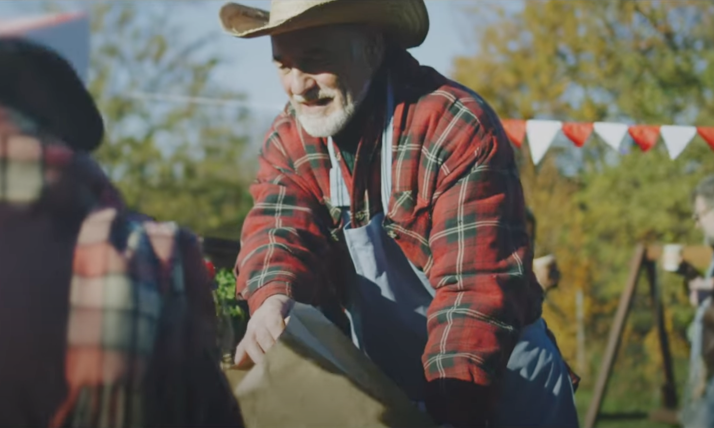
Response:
[327,78,578,427]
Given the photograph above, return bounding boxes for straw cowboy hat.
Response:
[219,0,430,49]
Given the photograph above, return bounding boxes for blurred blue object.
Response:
[0,13,90,84]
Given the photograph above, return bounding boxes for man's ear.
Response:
[363,29,386,71]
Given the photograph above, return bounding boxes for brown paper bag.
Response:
[224,303,437,428]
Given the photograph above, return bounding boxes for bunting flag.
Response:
[502,119,526,148]
[526,120,562,165]
[628,125,660,152]
[699,127,714,151]
[593,122,629,152]
[562,122,594,147]
[0,12,90,83]
[661,126,697,160]
[498,117,714,165]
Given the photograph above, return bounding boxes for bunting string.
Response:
[501,119,714,164]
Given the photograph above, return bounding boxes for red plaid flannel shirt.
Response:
[235,50,546,425]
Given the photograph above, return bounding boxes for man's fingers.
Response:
[234,340,250,367]
[234,332,267,369]
[245,340,266,365]
[256,328,277,354]
[267,316,287,341]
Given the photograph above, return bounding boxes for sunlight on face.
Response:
[271,25,382,138]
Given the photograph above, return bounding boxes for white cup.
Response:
[662,244,684,272]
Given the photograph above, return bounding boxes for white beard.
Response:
[297,101,357,138]
[293,79,372,138]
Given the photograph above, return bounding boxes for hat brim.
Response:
[219,1,429,49]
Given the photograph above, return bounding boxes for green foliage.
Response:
[62,2,256,240]
[213,268,248,356]
[214,268,246,320]
[453,0,714,422]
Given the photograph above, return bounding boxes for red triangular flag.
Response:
[562,122,594,147]
[698,127,714,151]
[502,119,526,148]
[628,125,661,152]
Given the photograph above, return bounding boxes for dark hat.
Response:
[0,37,103,151]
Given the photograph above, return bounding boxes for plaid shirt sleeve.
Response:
[235,115,334,314]
[414,94,541,426]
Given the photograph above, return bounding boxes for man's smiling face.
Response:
[271,24,383,138]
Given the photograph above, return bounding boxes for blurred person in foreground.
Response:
[680,175,714,428]
[0,37,242,427]
[222,1,579,427]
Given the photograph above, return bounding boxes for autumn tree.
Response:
[453,0,714,420]
[31,1,256,240]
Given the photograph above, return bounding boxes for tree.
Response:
[453,0,714,419]
[41,2,256,240]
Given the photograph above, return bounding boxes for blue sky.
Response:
[1,1,495,117]
[203,0,476,114]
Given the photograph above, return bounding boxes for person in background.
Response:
[680,175,714,428]
[223,1,579,426]
[0,37,242,428]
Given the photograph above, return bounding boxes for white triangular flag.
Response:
[525,120,562,165]
[660,125,697,160]
[593,122,629,152]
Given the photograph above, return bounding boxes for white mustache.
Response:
[292,91,335,104]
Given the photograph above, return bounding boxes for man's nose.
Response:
[289,69,316,97]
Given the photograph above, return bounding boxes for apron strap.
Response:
[327,138,351,208]
[381,76,395,214]
[327,76,395,212]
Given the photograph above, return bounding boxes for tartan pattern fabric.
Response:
[0,106,123,210]
[51,209,184,428]
[0,107,68,205]
[0,105,240,427]
[235,50,548,418]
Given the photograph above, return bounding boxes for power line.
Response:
[123,91,285,112]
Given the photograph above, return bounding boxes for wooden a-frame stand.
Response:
[584,244,713,428]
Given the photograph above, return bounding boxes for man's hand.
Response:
[688,277,714,307]
[234,294,295,367]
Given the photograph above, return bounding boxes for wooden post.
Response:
[643,259,678,410]
[576,288,586,375]
[581,244,711,428]
[584,244,646,428]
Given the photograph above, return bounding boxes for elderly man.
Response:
[0,37,242,427]
[223,1,578,427]
[681,175,714,428]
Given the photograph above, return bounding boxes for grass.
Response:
[575,387,678,428]
[573,356,691,428]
